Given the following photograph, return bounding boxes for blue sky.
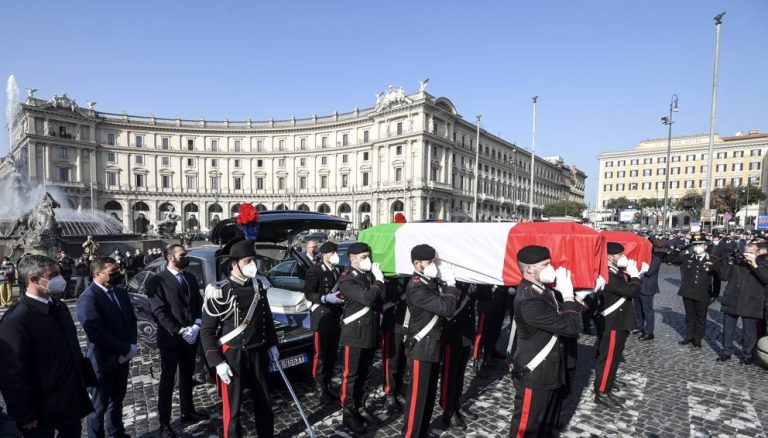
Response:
[2,1,766,207]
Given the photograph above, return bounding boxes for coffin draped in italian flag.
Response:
[357,222,609,289]
[599,231,653,267]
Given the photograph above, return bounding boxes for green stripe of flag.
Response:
[357,223,403,276]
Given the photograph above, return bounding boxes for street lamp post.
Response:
[703,12,726,230]
[528,96,538,221]
[473,115,482,222]
[661,94,679,232]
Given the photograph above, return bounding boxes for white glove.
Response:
[371,262,384,282]
[439,262,456,287]
[625,260,641,279]
[185,324,200,344]
[268,346,280,362]
[640,262,650,275]
[594,275,606,293]
[216,362,233,385]
[205,283,223,300]
[554,267,574,300]
[507,287,517,296]
[256,275,273,289]
[324,291,344,304]
[128,344,138,359]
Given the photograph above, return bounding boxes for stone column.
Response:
[76,149,83,183]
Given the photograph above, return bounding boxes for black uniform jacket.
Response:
[338,268,387,349]
[442,282,493,347]
[201,275,278,367]
[304,262,343,332]
[641,254,662,296]
[147,268,204,348]
[717,257,768,319]
[512,280,582,390]
[405,274,461,363]
[477,284,508,315]
[380,276,409,332]
[599,267,641,331]
[0,296,93,428]
[677,252,715,301]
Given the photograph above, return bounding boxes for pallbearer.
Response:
[508,245,583,437]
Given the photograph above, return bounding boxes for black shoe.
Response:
[692,340,702,348]
[342,408,366,434]
[739,357,754,365]
[384,394,402,413]
[459,406,479,421]
[594,392,621,410]
[679,339,693,345]
[441,411,468,430]
[639,334,655,341]
[324,381,340,399]
[716,354,731,362]
[180,411,207,424]
[352,407,368,427]
[157,424,177,438]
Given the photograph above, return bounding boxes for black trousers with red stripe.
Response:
[340,345,376,409]
[402,359,439,438]
[474,311,504,360]
[439,343,471,413]
[380,328,406,396]
[217,346,273,438]
[312,329,341,385]
[509,383,558,438]
[593,329,628,394]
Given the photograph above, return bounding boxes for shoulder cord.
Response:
[203,293,236,319]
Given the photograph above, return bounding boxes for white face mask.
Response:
[538,265,557,284]
[42,275,68,295]
[694,246,706,255]
[616,256,629,268]
[422,263,438,279]
[329,253,340,266]
[358,257,372,272]
[241,262,258,278]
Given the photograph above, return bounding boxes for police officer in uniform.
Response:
[677,234,715,348]
[200,240,279,438]
[379,275,409,413]
[593,242,642,410]
[402,244,462,438]
[338,242,388,434]
[303,241,344,405]
[508,245,583,437]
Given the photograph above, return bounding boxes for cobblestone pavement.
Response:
[2,264,768,437]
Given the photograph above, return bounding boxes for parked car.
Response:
[126,211,349,378]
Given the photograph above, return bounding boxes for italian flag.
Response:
[358,222,609,289]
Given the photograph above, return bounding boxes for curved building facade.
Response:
[5,86,586,233]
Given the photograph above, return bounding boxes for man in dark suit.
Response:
[634,253,662,341]
[0,255,93,437]
[76,257,138,438]
[147,244,206,437]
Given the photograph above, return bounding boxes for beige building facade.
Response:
[4,86,585,233]
[597,131,768,227]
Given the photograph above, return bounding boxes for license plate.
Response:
[269,353,308,373]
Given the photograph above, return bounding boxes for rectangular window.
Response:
[751,149,762,157]
[671,156,681,162]
[135,173,145,187]
[234,140,241,152]
[107,133,115,145]
[211,159,219,168]
[749,176,760,185]
[107,172,117,186]
[732,177,742,186]
[750,162,761,170]
[278,158,285,168]
[616,183,625,191]
[630,159,639,165]
[617,160,626,166]
[321,157,327,165]
[716,152,727,159]
[161,156,170,167]
[629,183,638,190]
[58,147,69,159]
[396,122,403,135]
[106,152,117,163]
[671,181,680,189]
[187,139,194,151]
[321,175,328,189]
[299,176,307,190]
[732,163,743,171]
[299,158,306,166]
[605,161,613,167]
[57,167,69,182]
[342,154,348,164]
[321,137,328,148]
[604,171,613,178]
[256,177,264,190]
[278,139,285,151]
[734,151,744,158]
[162,137,170,149]
[234,177,242,190]
[686,154,695,161]
[395,168,403,182]
[210,176,220,190]
[257,159,263,167]
[617,171,626,177]
[715,178,725,187]
[256,140,263,151]
[234,159,240,168]
[135,135,143,147]
[363,130,369,143]
[657,157,666,164]
[186,176,196,189]
[716,164,726,172]
[642,182,651,190]
[135,155,144,165]
[211,139,218,152]
[655,169,664,176]
[656,181,665,189]
[643,169,652,176]
[363,152,369,161]
[699,179,707,188]
[342,174,349,187]
[643,158,653,164]
[277,177,285,190]
[396,145,403,155]
[604,184,612,191]
[161,175,171,189]
[187,158,195,167]
[671,167,680,175]
[685,166,695,174]
[362,172,369,186]
[684,180,694,189]
[700,165,708,173]
[342,134,349,146]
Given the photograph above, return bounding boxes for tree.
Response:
[638,198,661,209]
[543,201,587,217]
[710,183,767,215]
[675,191,704,217]
[605,197,633,210]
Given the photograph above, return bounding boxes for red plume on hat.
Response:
[394,212,407,223]
[236,203,260,240]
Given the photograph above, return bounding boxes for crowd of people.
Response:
[1,228,767,438]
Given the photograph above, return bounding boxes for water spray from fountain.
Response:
[5,74,20,157]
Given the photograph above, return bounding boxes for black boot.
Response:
[352,405,369,427]
[441,411,467,430]
[384,394,402,413]
[324,380,339,398]
[316,381,334,405]
[342,408,366,434]
[679,339,693,345]
[594,392,622,410]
